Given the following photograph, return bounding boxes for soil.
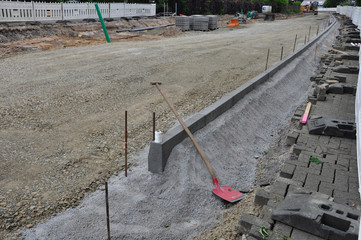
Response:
[0,13,331,239]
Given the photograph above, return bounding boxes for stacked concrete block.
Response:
[207,15,218,30]
[192,15,209,31]
[175,16,190,31]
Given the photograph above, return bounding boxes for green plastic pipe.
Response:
[95,3,111,43]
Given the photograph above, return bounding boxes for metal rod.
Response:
[293,34,297,52]
[265,48,270,71]
[304,35,307,44]
[105,182,111,240]
[280,46,283,61]
[152,112,155,141]
[314,43,318,61]
[316,25,319,35]
[124,111,128,177]
[308,26,311,42]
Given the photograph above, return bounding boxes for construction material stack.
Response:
[207,15,218,30]
[175,16,190,31]
[193,16,209,31]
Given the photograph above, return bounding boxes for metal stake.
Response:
[125,111,128,177]
[304,35,307,44]
[308,26,311,42]
[280,46,283,61]
[316,25,319,35]
[314,43,318,61]
[293,34,297,52]
[265,48,270,71]
[105,182,111,240]
[152,112,155,141]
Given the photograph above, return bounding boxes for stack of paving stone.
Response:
[207,15,218,30]
[189,15,201,30]
[175,16,190,31]
[192,15,209,31]
[235,14,361,240]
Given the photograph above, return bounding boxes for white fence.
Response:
[0,1,156,22]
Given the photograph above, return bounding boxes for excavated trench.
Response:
[21,17,339,240]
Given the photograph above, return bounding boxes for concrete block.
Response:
[280,163,296,179]
[272,192,360,240]
[322,154,337,164]
[270,180,289,198]
[260,204,274,225]
[201,95,233,125]
[148,142,165,173]
[255,188,271,206]
[249,224,273,240]
[237,214,271,235]
[292,166,308,183]
[291,228,325,240]
[286,131,299,146]
[318,182,334,196]
[273,222,292,237]
[293,143,306,155]
[317,94,326,101]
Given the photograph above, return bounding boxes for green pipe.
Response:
[95,3,111,43]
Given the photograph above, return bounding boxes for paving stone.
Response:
[270,180,289,198]
[304,174,320,192]
[320,164,335,183]
[286,131,299,146]
[334,169,349,188]
[249,224,273,240]
[292,166,308,183]
[322,154,337,164]
[336,157,350,169]
[328,137,341,149]
[260,204,274,225]
[293,143,306,155]
[280,163,296,179]
[237,214,271,235]
[255,189,271,206]
[297,134,309,144]
[272,222,292,237]
[286,158,308,167]
[308,161,322,175]
[287,185,310,195]
[291,228,325,240]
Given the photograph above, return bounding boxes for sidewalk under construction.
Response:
[19,14,352,240]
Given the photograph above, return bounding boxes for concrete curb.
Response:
[148,16,337,173]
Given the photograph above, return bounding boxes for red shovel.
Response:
[151,82,246,203]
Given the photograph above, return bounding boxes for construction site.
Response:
[0,1,361,240]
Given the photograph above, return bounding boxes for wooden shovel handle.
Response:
[152,83,217,180]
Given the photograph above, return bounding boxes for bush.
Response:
[323,0,344,7]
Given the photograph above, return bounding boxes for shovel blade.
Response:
[212,178,246,203]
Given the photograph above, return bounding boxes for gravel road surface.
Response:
[0,13,331,239]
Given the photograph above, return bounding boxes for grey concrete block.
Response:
[292,166,308,183]
[291,228,325,240]
[322,154,337,164]
[148,142,165,173]
[237,214,271,235]
[280,163,296,179]
[293,143,306,155]
[200,95,233,125]
[270,180,289,198]
[249,224,273,240]
[318,182,334,196]
[260,204,274,225]
[255,188,271,206]
[273,192,360,240]
[273,222,292,237]
[286,131,299,146]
